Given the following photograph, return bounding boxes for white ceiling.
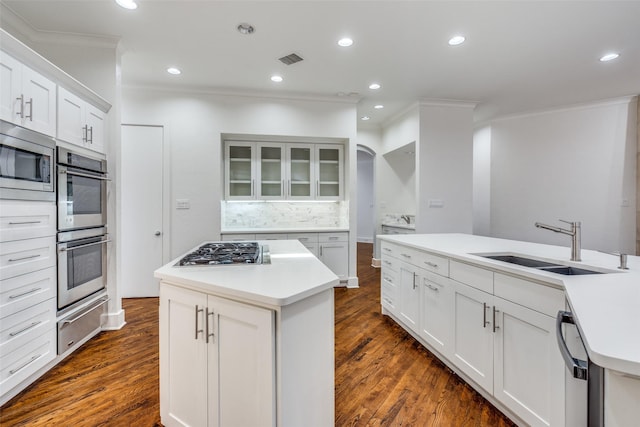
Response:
[2,0,639,125]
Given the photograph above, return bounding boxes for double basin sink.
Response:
[478,254,608,275]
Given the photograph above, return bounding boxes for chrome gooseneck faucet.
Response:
[535,220,582,262]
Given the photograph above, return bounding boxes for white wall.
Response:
[122,87,359,275]
[488,97,637,254]
[416,101,475,234]
[357,149,374,242]
[473,126,492,236]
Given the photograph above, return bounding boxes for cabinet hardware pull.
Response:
[16,95,24,119]
[401,253,411,258]
[82,125,88,143]
[8,254,40,262]
[88,126,93,143]
[25,97,33,121]
[412,272,417,289]
[493,307,500,333]
[329,236,339,240]
[9,321,42,337]
[383,247,392,252]
[9,354,41,375]
[426,283,439,292]
[195,305,204,339]
[206,309,215,343]
[483,303,490,328]
[61,169,112,181]
[9,287,42,299]
[424,261,438,268]
[61,298,109,327]
[59,238,111,252]
[9,220,42,225]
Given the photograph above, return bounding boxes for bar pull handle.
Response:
[8,254,41,262]
[424,261,438,268]
[61,298,109,327]
[412,272,417,290]
[9,354,41,375]
[9,287,42,299]
[88,126,93,143]
[206,308,215,343]
[483,303,489,328]
[25,97,33,121]
[82,125,88,143]
[556,311,588,380]
[9,321,42,337]
[401,253,412,259]
[16,94,24,118]
[493,306,500,333]
[195,305,204,340]
[9,220,42,225]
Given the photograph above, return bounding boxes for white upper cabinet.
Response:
[315,144,343,200]
[0,51,56,137]
[225,140,343,201]
[57,87,106,154]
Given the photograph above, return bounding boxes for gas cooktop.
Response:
[176,242,266,266]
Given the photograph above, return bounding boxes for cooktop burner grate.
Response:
[176,242,262,266]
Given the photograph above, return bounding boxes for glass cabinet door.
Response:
[287,145,314,199]
[226,142,255,199]
[316,145,343,199]
[258,144,284,199]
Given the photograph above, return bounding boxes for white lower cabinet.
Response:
[318,232,348,279]
[160,284,274,427]
[381,242,570,427]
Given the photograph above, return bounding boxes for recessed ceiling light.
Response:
[271,75,283,83]
[237,23,255,35]
[448,35,466,46]
[167,67,181,75]
[361,116,370,121]
[369,83,381,90]
[599,53,620,62]
[374,104,384,109]
[338,37,353,47]
[115,0,137,10]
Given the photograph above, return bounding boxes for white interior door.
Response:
[121,125,164,297]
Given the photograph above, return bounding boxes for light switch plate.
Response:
[176,199,190,209]
[428,199,444,208]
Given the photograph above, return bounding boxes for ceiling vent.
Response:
[278,53,304,65]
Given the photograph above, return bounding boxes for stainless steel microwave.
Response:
[0,120,55,201]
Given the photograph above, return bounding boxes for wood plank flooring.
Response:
[1,243,516,426]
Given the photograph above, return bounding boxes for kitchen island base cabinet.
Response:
[160,284,275,427]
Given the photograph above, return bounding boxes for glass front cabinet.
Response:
[225,141,343,201]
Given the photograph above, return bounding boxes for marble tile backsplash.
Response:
[222,201,349,229]
[382,213,415,226]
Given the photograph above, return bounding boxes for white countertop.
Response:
[154,240,339,307]
[221,227,349,234]
[378,233,640,377]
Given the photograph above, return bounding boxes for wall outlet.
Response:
[176,199,190,209]
[428,199,444,208]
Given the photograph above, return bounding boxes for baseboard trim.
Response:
[102,309,126,330]
[371,258,381,268]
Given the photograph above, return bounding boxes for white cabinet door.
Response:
[286,144,314,199]
[419,271,453,359]
[493,296,564,427]
[256,143,285,200]
[0,51,21,124]
[57,87,85,146]
[225,141,256,200]
[451,281,494,393]
[85,104,105,153]
[315,145,343,200]
[0,51,56,137]
[210,295,275,427]
[398,262,421,332]
[160,285,209,427]
[319,242,348,279]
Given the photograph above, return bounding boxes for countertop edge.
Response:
[221,228,349,234]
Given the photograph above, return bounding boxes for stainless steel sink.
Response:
[537,266,602,275]
[476,253,608,275]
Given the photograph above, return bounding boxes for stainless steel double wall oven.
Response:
[56,147,109,312]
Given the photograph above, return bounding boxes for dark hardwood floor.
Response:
[1,243,516,426]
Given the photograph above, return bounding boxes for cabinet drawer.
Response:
[416,252,449,277]
[0,297,55,355]
[381,255,399,273]
[257,233,288,240]
[450,260,494,294]
[221,233,256,241]
[0,236,56,280]
[57,298,107,355]
[318,232,348,243]
[381,268,398,287]
[287,233,318,243]
[494,273,564,317]
[0,201,56,242]
[0,327,56,395]
[1,266,56,318]
[381,280,397,310]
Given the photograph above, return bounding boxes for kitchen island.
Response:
[378,233,640,427]
[154,239,338,427]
